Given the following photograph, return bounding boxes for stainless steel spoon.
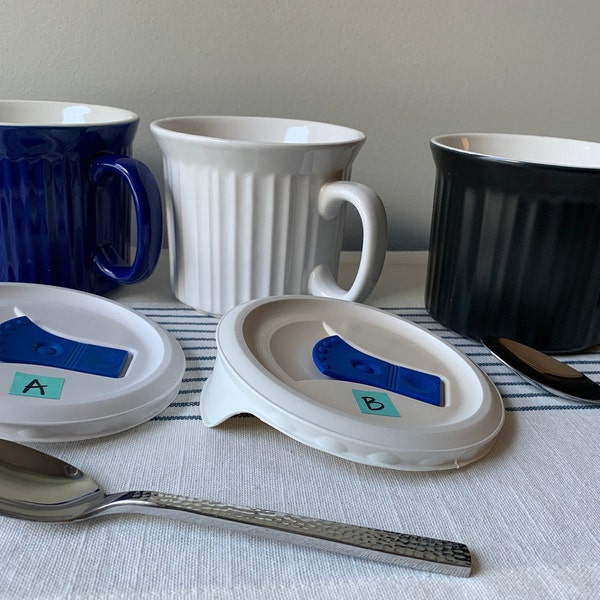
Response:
[481,336,600,404]
[0,439,471,577]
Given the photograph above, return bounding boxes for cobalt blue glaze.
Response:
[0,120,162,294]
[312,335,443,406]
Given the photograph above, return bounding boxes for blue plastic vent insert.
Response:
[312,335,443,406]
[0,316,129,378]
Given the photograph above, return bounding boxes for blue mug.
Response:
[0,100,163,294]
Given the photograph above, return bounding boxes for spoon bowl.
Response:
[0,439,471,577]
[481,336,600,403]
[0,439,105,521]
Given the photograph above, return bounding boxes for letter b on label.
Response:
[352,389,400,417]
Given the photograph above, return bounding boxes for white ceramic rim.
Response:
[0,100,139,127]
[150,115,366,147]
[431,132,600,169]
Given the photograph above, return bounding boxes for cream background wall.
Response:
[2,0,598,250]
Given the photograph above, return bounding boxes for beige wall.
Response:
[3,0,598,250]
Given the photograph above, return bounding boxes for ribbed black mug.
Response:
[426,133,600,353]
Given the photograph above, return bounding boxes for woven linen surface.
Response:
[1,301,599,600]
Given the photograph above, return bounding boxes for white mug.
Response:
[150,116,387,316]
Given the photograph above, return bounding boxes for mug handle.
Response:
[89,155,163,285]
[308,181,387,302]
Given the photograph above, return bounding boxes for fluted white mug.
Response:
[150,116,387,316]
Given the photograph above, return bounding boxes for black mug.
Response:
[426,133,600,353]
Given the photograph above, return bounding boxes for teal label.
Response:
[352,389,400,417]
[9,372,65,400]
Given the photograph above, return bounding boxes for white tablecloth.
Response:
[2,252,599,599]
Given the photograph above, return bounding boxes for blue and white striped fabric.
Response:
[131,306,218,423]
[133,304,600,419]
[384,308,600,414]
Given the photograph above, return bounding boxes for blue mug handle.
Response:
[89,155,163,285]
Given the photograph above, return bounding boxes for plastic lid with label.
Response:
[201,296,504,471]
[0,283,185,442]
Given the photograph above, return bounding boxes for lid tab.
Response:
[312,335,443,406]
[0,316,129,378]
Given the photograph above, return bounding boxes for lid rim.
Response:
[206,296,504,470]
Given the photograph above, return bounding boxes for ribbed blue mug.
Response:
[426,133,600,353]
[0,100,163,294]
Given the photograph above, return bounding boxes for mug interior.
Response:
[432,133,600,169]
[0,100,138,126]
[152,116,365,145]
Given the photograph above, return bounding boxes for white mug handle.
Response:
[308,181,387,302]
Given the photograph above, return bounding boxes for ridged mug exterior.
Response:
[426,133,600,353]
[151,116,387,316]
[0,100,163,294]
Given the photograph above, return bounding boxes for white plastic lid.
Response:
[0,283,185,441]
[201,296,504,471]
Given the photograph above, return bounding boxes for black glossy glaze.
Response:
[426,140,600,353]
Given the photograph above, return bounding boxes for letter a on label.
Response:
[9,372,65,400]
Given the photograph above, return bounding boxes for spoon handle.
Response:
[101,490,471,577]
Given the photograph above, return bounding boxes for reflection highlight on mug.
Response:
[61,105,92,124]
[283,125,310,143]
